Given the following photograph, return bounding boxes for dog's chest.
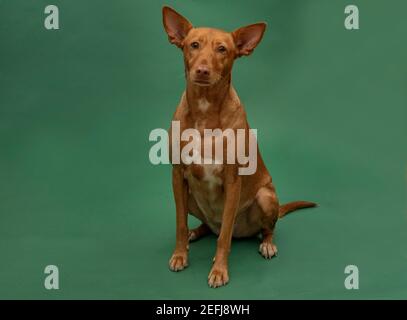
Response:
[181,99,231,233]
[184,162,224,232]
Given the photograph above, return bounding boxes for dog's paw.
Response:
[259,242,278,259]
[169,251,188,272]
[208,265,229,288]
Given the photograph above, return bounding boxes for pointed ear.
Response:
[232,23,267,57]
[162,6,193,48]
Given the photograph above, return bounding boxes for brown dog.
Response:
[162,6,316,288]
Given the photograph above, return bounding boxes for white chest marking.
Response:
[203,164,223,191]
[197,99,210,112]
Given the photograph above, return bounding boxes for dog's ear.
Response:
[162,6,193,48]
[232,23,267,57]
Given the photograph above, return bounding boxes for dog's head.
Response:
[162,6,266,87]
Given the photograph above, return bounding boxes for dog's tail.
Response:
[279,201,317,218]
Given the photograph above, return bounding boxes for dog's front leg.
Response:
[169,165,189,272]
[208,167,241,288]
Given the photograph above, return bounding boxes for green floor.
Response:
[0,0,406,299]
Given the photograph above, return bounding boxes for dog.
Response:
[162,6,316,288]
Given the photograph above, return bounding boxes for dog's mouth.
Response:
[189,72,217,87]
[192,78,212,86]
[192,77,212,87]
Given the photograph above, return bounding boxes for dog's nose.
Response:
[196,65,210,76]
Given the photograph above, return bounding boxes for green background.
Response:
[0,0,406,299]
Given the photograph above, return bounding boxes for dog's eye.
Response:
[191,42,200,49]
[217,45,227,53]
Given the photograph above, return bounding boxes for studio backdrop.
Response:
[0,0,406,299]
